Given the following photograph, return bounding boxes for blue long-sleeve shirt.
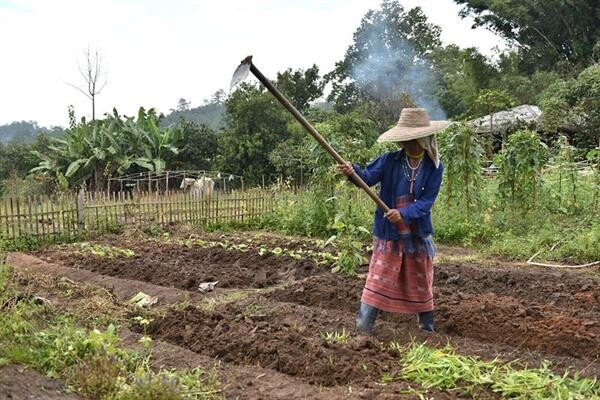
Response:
[351,150,443,241]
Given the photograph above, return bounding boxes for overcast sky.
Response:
[0,0,507,127]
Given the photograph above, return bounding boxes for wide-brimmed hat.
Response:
[378,108,450,142]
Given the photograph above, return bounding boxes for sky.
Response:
[0,0,507,127]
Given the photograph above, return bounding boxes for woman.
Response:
[338,108,449,334]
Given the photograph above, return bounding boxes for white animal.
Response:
[180,177,215,197]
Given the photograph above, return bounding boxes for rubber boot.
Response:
[356,302,379,336]
[417,311,435,332]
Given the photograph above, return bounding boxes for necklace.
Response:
[403,155,422,194]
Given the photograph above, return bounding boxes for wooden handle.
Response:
[248,64,390,213]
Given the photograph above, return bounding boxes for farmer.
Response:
[338,108,449,334]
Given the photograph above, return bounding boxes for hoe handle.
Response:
[249,63,391,213]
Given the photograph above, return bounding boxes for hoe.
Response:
[230,55,390,213]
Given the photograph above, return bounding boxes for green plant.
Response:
[495,130,548,209]
[0,270,221,400]
[396,341,600,399]
[73,351,125,399]
[79,242,135,258]
[328,202,370,276]
[133,316,154,353]
[142,224,166,237]
[320,328,350,345]
[0,234,43,252]
[437,122,484,207]
[552,135,580,212]
[587,146,600,212]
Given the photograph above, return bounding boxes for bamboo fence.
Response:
[0,189,277,241]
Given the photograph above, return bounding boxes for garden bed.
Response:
[20,232,600,397]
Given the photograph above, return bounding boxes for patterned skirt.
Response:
[360,195,435,314]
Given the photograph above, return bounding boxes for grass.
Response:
[199,289,259,312]
[320,328,350,345]
[392,341,600,400]
[0,264,222,400]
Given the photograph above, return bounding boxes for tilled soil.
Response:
[38,238,319,290]
[32,233,600,397]
[0,364,84,400]
[267,263,600,362]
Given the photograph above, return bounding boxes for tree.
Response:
[468,89,517,152]
[276,65,325,112]
[0,121,63,144]
[125,107,181,175]
[308,112,383,185]
[171,120,218,170]
[326,1,443,128]
[161,92,226,130]
[175,98,191,112]
[67,46,107,120]
[30,107,180,190]
[539,64,600,149]
[217,83,292,184]
[454,0,600,73]
[429,45,497,118]
[488,51,562,105]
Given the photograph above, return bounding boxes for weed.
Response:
[243,302,266,318]
[396,341,600,399]
[0,272,222,400]
[78,242,135,258]
[72,351,125,399]
[327,354,335,366]
[199,290,256,312]
[143,224,166,237]
[320,328,350,345]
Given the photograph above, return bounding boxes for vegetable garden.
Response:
[0,224,598,399]
[1,1,599,398]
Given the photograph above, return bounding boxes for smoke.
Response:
[349,16,446,120]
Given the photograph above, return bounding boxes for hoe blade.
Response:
[230,55,253,90]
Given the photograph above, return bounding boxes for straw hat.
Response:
[378,108,449,142]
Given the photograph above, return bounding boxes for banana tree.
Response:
[30,107,181,191]
[125,107,181,174]
[30,115,131,190]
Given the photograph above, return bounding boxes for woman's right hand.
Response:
[337,162,354,177]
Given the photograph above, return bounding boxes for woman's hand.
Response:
[337,162,354,177]
[385,209,403,224]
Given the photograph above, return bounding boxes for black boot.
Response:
[417,311,435,332]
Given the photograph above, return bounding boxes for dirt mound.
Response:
[267,273,363,313]
[437,263,600,312]
[437,293,600,360]
[144,300,405,387]
[38,240,319,290]
[31,233,600,392]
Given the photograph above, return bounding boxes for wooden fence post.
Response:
[76,189,85,236]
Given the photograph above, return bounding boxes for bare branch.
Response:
[63,80,93,100]
[65,45,107,120]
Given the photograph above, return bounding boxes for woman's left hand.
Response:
[385,209,403,224]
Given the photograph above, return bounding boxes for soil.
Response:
[37,237,319,291]
[0,364,84,400]
[15,232,600,397]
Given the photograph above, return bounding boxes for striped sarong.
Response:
[361,195,434,314]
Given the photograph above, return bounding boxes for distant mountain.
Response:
[161,102,225,131]
[0,121,64,144]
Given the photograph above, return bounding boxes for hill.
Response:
[161,101,225,130]
[0,121,64,144]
